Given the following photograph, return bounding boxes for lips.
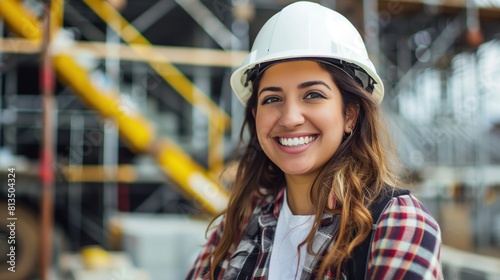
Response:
[276,135,318,147]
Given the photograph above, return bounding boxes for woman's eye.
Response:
[262,96,281,104]
[304,91,325,99]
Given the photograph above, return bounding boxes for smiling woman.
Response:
[186,2,443,280]
[254,61,349,199]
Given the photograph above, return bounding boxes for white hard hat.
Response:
[230,1,384,105]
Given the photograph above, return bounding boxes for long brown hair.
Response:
[208,60,399,279]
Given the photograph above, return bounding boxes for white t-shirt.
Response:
[268,191,315,279]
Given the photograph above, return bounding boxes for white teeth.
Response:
[278,136,316,147]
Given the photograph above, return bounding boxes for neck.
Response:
[284,173,316,215]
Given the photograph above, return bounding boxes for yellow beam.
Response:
[64,161,229,212]
[208,113,225,174]
[83,0,231,129]
[84,0,232,173]
[0,37,40,53]
[63,165,137,183]
[0,0,42,40]
[53,54,155,152]
[154,139,228,214]
[73,41,247,67]
[51,0,64,34]
[0,0,229,214]
[84,0,231,172]
[0,38,248,67]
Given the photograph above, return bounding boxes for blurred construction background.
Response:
[0,0,499,279]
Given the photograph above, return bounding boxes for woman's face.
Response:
[254,60,356,179]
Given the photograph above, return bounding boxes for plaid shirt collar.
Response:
[222,187,341,280]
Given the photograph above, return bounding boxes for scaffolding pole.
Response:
[39,1,55,279]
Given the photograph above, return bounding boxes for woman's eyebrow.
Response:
[258,86,282,96]
[298,80,331,90]
[258,80,331,96]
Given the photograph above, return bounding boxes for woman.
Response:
[187,2,442,279]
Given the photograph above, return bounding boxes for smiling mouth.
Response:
[276,135,318,147]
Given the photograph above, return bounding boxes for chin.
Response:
[278,165,314,176]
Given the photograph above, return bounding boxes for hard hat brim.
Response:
[230,53,384,106]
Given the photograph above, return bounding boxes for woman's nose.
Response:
[278,101,305,128]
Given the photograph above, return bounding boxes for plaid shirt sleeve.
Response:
[367,194,443,280]
[186,216,226,280]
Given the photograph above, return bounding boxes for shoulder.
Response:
[376,194,441,250]
[378,194,440,236]
[185,215,226,280]
[368,194,443,279]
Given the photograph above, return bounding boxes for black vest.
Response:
[344,188,411,280]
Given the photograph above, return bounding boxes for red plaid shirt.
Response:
[186,188,443,279]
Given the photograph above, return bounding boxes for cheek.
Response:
[254,114,266,142]
[317,106,344,123]
[315,109,345,138]
[255,110,275,134]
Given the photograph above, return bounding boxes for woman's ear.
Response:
[252,108,256,118]
[344,105,360,133]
